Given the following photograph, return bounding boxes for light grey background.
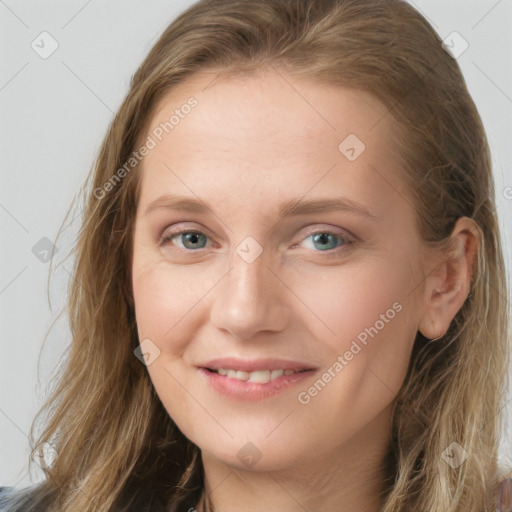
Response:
[1,0,511,488]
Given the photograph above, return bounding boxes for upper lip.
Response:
[199,357,318,372]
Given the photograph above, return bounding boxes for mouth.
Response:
[203,367,311,384]
[197,361,317,401]
[196,357,318,400]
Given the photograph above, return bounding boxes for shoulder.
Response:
[0,484,44,512]
[0,487,12,508]
[496,476,512,512]
[0,487,14,511]
[1,484,168,512]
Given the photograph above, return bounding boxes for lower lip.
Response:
[198,368,316,401]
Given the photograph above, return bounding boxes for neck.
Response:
[196,406,395,512]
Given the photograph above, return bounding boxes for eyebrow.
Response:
[143,193,377,220]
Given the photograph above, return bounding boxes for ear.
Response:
[418,217,481,340]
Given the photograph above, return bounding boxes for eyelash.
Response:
[158,227,355,258]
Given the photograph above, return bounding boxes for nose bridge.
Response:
[209,243,288,338]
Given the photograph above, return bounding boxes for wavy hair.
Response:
[1,0,510,511]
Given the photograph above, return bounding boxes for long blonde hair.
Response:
[2,1,510,511]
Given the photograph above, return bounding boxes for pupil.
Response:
[314,233,335,250]
[184,232,203,248]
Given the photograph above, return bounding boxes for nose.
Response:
[209,247,290,340]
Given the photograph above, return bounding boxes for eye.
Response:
[298,229,354,255]
[158,226,355,256]
[159,230,211,250]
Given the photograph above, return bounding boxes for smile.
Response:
[208,368,307,383]
[198,367,316,401]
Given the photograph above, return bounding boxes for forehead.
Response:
[137,67,408,222]
[146,67,395,151]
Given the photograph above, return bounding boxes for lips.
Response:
[197,365,317,401]
[199,356,317,373]
[196,357,318,400]
[208,368,306,384]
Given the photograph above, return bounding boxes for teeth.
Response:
[270,369,284,380]
[249,370,271,383]
[214,368,302,382]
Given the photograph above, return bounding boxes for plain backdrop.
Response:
[1,0,511,488]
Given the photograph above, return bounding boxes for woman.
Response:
[1,0,511,511]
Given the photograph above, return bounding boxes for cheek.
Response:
[287,259,417,447]
[131,249,223,366]
[131,260,208,434]
[292,255,418,394]
[133,261,198,344]
[295,256,415,345]
[133,262,173,337]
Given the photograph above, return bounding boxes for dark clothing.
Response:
[2,479,511,511]
[0,485,170,512]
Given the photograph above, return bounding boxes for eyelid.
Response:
[292,228,356,258]
[158,223,357,254]
[298,226,356,244]
[159,224,214,248]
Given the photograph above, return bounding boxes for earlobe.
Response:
[418,217,480,341]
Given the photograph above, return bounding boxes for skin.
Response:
[131,67,479,512]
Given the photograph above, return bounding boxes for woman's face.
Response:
[131,68,427,471]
